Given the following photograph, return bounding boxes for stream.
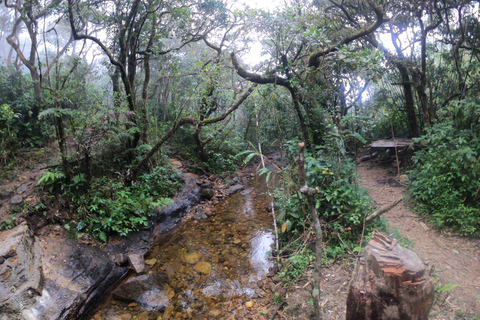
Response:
[91,169,279,320]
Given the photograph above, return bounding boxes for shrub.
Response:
[409,118,480,236]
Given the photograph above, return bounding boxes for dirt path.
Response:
[358,161,480,319]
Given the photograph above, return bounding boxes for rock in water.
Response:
[194,261,212,274]
[227,184,245,194]
[112,273,171,311]
[128,254,146,274]
[183,251,202,264]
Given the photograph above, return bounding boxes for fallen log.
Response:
[365,198,402,222]
[346,231,434,320]
[358,151,379,163]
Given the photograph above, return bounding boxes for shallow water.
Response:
[92,172,277,319]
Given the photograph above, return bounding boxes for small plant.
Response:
[37,170,66,193]
[0,216,16,231]
[280,250,314,281]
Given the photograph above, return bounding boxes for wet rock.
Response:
[208,309,222,318]
[183,251,202,264]
[112,272,170,311]
[0,225,43,318]
[23,235,125,320]
[128,254,146,274]
[137,312,149,320]
[200,188,214,200]
[193,261,212,274]
[17,184,28,194]
[227,184,245,194]
[10,194,23,204]
[193,208,207,221]
[145,258,157,266]
[240,189,253,195]
[163,305,174,319]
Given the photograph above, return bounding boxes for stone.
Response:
[0,225,43,318]
[240,189,253,195]
[112,273,171,311]
[163,305,174,319]
[128,254,146,274]
[145,258,157,266]
[193,262,212,274]
[192,208,207,221]
[183,251,202,264]
[200,188,214,200]
[17,184,27,194]
[137,313,149,320]
[119,314,133,320]
[10,194,23,204]
[227,184,245,194]
[22,234,125,320]
[208,309,222,318]
[245,301,254,308]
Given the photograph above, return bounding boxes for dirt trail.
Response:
[358,161,480,318]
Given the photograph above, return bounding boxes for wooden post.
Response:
[346,231,434,320]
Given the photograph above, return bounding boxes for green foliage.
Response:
[409,115,480,236]
[37,170,67,193]
[72,166,180,240]
[0,216,16,231]
[276,135,372,260]
[0,66,46,161]
[0,103,18,162]
[39,164,181,241]
[279,250,314,281]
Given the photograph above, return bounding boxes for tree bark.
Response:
[395,63,419,137]
[346,231,434,320]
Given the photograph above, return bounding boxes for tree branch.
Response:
[308,0,387,69]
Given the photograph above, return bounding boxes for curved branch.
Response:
[308,0,387,69]
[230,53,290,87]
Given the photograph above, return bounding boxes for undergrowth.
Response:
[409,107,480,236]
[37,158,182,241]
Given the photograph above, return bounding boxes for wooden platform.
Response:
[371,139,413,148]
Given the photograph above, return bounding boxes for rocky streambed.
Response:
[90,170,282,320]
[0,160,282,320]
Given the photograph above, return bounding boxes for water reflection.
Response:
[249,230,274,278]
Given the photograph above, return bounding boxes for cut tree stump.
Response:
[346,231,434,320]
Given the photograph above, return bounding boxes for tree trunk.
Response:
[395,63,419,137]
[346,231,434,320]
